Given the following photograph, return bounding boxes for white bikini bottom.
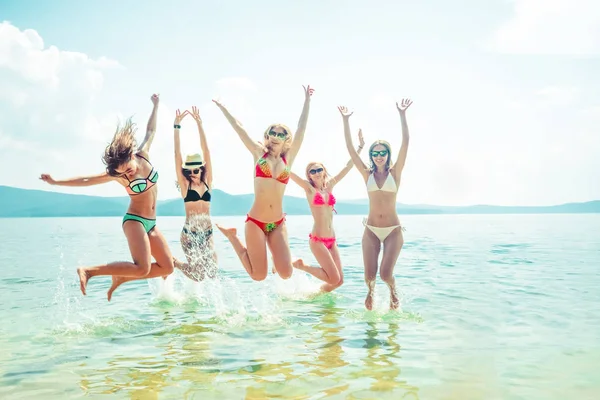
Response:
[362,218,406,242]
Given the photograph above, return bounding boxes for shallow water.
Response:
[1,214,599,399]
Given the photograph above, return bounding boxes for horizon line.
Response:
[1,184,598,209]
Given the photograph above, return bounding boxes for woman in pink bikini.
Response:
[339,99,413,310]
[213,85,314,281]
[290,130,364,292]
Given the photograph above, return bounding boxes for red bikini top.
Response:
[255,153,290,184]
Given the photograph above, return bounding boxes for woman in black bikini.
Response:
[39,94,175,301]
[172,106,217,281]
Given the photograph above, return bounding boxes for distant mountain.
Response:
[0,185,599,217]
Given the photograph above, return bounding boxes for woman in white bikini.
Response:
[339,99,413,310]
[289,130,365,292]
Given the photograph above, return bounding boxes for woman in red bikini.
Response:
[290,130,365,292]
[213,85,314,281]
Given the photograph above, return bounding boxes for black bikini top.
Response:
[183,181,211,203]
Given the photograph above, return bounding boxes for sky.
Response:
[0,0,599,206]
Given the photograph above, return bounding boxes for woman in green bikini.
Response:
[39,94,174,301]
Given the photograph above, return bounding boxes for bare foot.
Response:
[77,268,91,296]
[365,290,374,310]
[390,289,400,310]
[292,259,306,271]
[216,224,237,239]
[107,276,127,302]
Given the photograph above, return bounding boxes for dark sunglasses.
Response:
[268,130,287,139]
[183,168,202,175]
[309,167,324,175]
[371,150,388,157]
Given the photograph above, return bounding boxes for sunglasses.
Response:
[309,167,324,175]
[371,150,388,157]
[184,168,202,175]
[268,130,287,140]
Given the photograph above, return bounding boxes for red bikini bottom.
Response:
[245,214,286,235]
[309,233,336,249]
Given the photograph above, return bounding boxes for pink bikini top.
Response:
[313,191,337,213]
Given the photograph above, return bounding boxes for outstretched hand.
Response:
[189,106,202,124]
[396,98,413,113]
[358,129,365,148]
[337,105,353,119]
[39,174,56,185]
[151,93,160,106]
[212,99,225,109]
[174,109,188,125]
[303,84,314,100]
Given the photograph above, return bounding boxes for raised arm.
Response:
[286,85,314,164]
[39,172,115,187]
[173,109,189,188]
[338,106,369,180]
[329,130,365,188]
[290,171,314,193]
[212,99,263,157]
[392,98,413,178]
[189,106,213,186]
[138,93,160,155]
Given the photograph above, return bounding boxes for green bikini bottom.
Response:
[122,213,156,234]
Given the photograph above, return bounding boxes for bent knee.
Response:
[277,267,293,280]
[326,271,341,285]
[250,272,268,281]
[133,262,152,277]
[336,276,344,288]
[161,260,175,275]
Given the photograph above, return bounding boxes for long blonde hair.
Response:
[263,123,293,158]
[305,162,331,188]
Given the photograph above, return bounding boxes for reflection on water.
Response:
[71,301,421,399]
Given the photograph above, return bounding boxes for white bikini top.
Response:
[366,172,397,193]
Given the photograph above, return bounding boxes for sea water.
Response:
[1,214,599,399]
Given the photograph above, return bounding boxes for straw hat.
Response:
[182,153,204,169]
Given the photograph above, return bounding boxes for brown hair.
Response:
[177,165,207,190]
[263,123,293,158]
[103,117,138,176]
[368,140,392,172]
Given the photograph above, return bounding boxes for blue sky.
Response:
[0,0,598,206]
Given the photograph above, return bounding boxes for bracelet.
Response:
[174,124,181,129]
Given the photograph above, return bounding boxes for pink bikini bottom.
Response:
[309,233,336,249]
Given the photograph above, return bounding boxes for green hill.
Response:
[0,185,598,217]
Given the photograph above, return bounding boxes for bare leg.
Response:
[77,222,159,296]
[380,228,404,310]
[107,227,175,301]
[362,227,381,310]
[266,222,293,280]
[294,239,341,287]
[216,221,268,281]
[319,244,344,292]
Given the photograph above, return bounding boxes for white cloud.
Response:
[488,0,600,55]
[0,21,127,197]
